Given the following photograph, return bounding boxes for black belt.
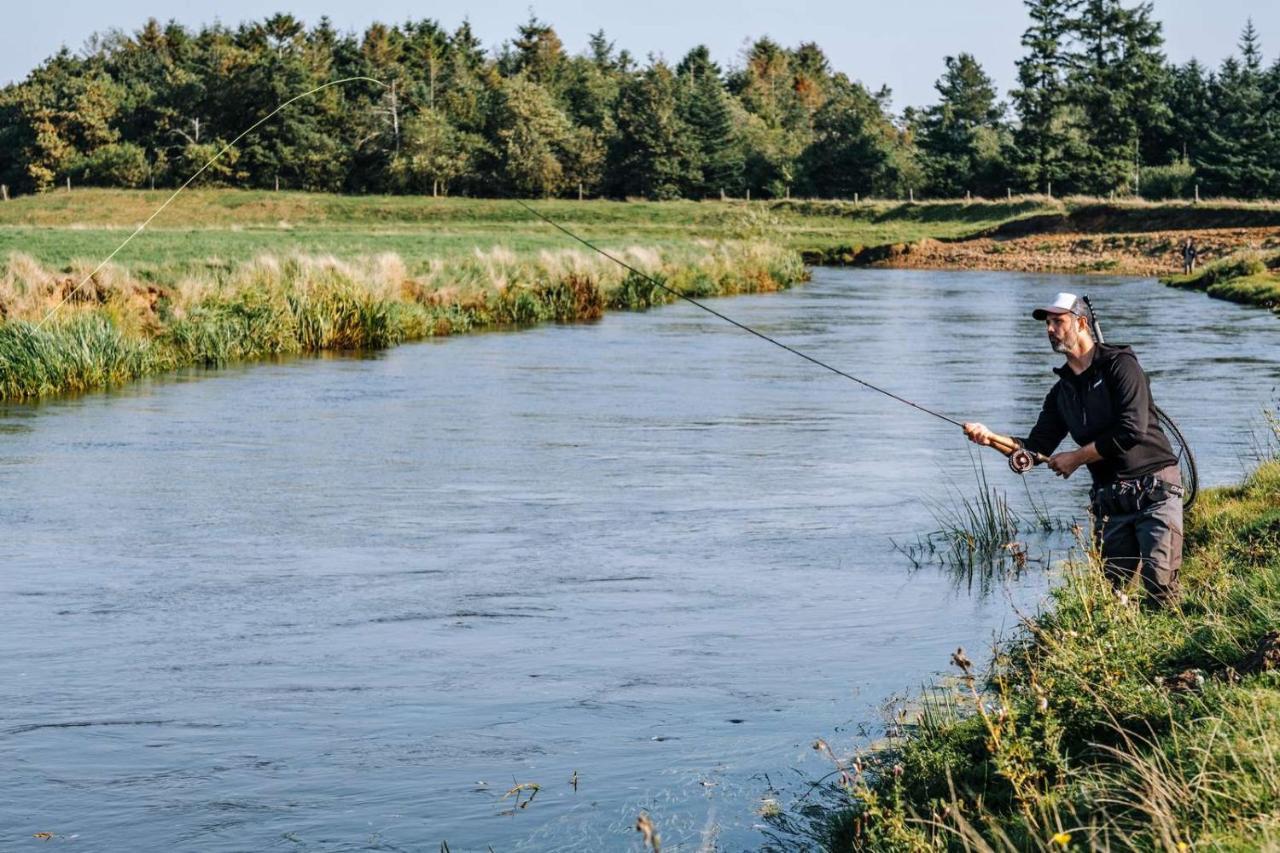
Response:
[1091,465,1184,510]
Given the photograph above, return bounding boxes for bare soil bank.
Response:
[865,226,1280,276]
[793,202,1280,277]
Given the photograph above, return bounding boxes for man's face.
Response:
[1046,312,1087,354]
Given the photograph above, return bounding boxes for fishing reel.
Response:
[985,433,1047,475]
[1008,447,1038,474]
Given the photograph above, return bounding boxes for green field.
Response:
[0,190,1057,274]
[6,189,1276,277]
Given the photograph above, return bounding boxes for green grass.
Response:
[0,190,1063,271]
[892,461,1064,596]
[4,189,1274,275]
[0,242,805,399]
[1162,250,1280,313]
[1208,273,1280,311]
[815,458,1280,851]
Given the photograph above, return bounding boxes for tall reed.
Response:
[0,240,807,400]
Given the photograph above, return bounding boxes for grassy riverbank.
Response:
[0,190,1046,400]
[3,190,1279,399]
[1162,250,1280,313]
[0,242,802,399]
[819,457,1280,851]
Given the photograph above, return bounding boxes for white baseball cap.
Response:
[1032,292,1088,321]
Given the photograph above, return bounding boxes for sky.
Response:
[2,1,1277,110]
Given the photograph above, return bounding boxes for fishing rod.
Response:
[517,200,1047,471]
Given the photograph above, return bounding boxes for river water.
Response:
[2,269,1276,851]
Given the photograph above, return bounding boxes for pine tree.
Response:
[918,53,1009,197]
[799,76,902,198]
[1240,18,1264,72]
[439,22,491,135]
[790,42,832,119]
[1011,0,1077,193]
[562,33,622,135]
[729,38,811,196]
[676,46,744,197]
[1199,22,1279,197]
[505,15,566,94]
[1269,58,1280,191]
[400,20,450,114]
[227,14,349,191]
[494,74,574,197]
[608,62,697,199]
[1066,0,1169,194]
[1157,59,1212,164]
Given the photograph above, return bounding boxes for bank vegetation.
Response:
[0,241,803,399]
[815,448,1280,850]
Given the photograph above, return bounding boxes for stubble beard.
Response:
[1050,322,1080,354]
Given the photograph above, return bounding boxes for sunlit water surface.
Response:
[2,268,1276,851]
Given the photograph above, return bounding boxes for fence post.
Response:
[66,176,71,192]
[1007,187,1012,200]
[720,188,725,201]
[785,185,790,200]
[746,188,750,202]
[908,188,914,203]
[275,175,280,192]
[965,190,971,202]
[1194,183,1200,204]
[1047,182,1052,199]
[854,192,859,205]
[1,184,8,202]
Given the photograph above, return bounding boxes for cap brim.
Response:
[1032,307,1072,320]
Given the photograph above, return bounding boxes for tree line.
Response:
[1,2,1277,200]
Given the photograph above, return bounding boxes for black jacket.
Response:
[1020,343,1177,486]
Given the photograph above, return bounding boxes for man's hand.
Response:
[963,422,997,447]
[1048,450,1084,479]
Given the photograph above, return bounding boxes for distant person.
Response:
[961,293,1184,608]
[1181,237,1198,275]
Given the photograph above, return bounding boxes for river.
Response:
[2,268,1276,851]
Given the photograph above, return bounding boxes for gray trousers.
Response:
[1091,470,1184,608]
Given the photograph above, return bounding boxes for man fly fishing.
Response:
[962,293,1185,608]
[520,206,1195,608]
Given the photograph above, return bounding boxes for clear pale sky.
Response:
[3,1,1276,110]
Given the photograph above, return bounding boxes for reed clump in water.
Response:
[0,240,806,399]
[894,461,1065,591]
[819,459,1280,851]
